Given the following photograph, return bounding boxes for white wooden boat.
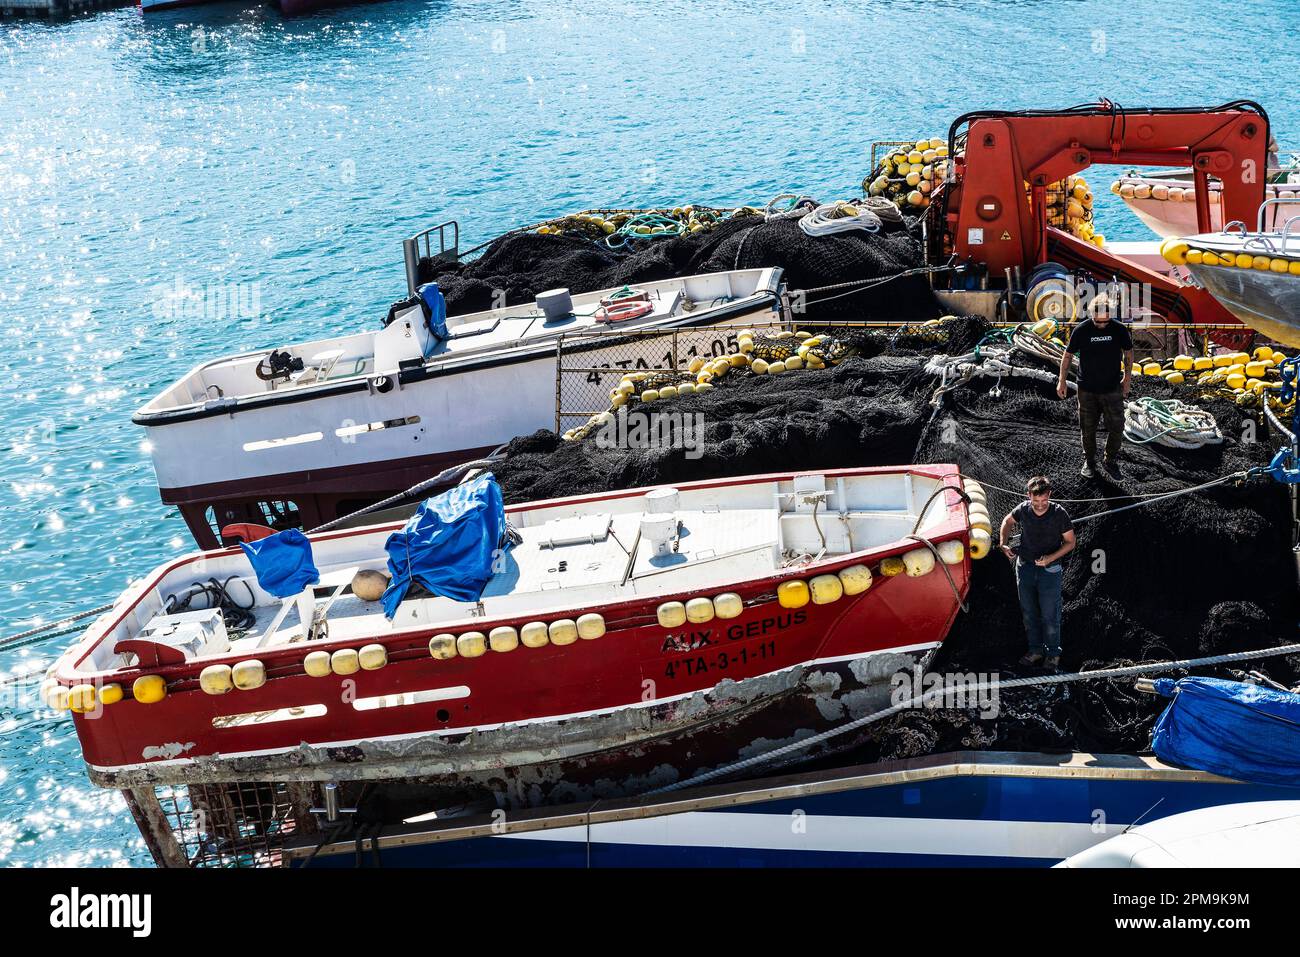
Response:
[133,268,783,548]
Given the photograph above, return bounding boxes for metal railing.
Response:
[403,220,460,295]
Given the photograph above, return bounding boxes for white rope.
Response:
[1122,397,1224,449]
[647,641,1300,795]
[798,200,882,237]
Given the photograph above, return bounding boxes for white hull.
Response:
[135,269,782,500]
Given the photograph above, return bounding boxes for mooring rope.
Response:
[0,603,114,653]
[646,642,1300,795]
[309,455,503,534]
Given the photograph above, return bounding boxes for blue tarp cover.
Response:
[1152,676,1300,788]
[239,528,320,599]
[418,282,449,340]
[380,473,508,618]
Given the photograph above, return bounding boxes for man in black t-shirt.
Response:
[1057,297,1134,479]
[998,475,1076,672]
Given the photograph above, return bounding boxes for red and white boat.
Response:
[49,466,979,808]
[133,268,783,549]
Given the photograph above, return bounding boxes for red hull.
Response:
[57,467,972,791]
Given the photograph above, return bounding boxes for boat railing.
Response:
[403,219,460,296]
[1257,196,1300,235]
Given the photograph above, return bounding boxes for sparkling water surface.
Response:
[0,0,1294,866]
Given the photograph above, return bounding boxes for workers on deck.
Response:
[1057,296,1134,479]
[1000,475,1076,673]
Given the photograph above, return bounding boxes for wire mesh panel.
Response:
[554,324,782,435]
[128,781,317,868]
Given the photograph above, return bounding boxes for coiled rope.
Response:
[1123,397,1224,449]
[798,200,883,237]
[646,641,1300,795]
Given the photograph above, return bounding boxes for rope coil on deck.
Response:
[1123,396,1224,449]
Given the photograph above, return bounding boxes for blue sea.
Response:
[0,0,1294,866]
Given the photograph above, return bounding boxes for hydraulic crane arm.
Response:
[940,101,1270,276]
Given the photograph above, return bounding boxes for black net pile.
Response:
[490,315,1300,764]
[422,215,939,321]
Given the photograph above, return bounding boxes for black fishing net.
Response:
[490,315,1300,763]
[422,214,939,321]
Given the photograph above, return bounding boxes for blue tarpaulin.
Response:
[239,528,320,599]
[1151,676,1300,788]
[380,473,509,618]
[418,282,448,340]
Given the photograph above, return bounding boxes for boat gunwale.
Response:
[52,464,968,687]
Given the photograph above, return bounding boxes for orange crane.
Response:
[931,100,1270,331]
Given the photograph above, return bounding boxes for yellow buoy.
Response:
[44,682,70,711]
[1172,355,1193,371]
[880,556,906,577]
[232,659,266,691]
[768,360,787,374]
[937,540,965,565]
[968,528,993,559]
[785,354,804,371]
[1193,356,1214,371]
[351,569,389,602]
[520,621,550,648]
[132,674,167,704]
[428,634,458,660]
[657,601,687,628]
[809,574,844,604]
[685,597,715,623]
[359,643,389,669]
[1141,362,1162,376]
[457,632,488,657]
[549,619,579,646]
[641,389,659,403]
[577,613,606,639]
[68,684,98,713]
[777,580,809,608]
[199,664,234,695]
[99,683,123,706]
[659,386,678,401]
[330,648,361,675]
[488,627,519,653]
[838,565,873,595]
[713,593,744,619]
[305,650,334,675]
[902,548,936,577]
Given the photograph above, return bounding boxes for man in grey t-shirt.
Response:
[998,475,1076,672]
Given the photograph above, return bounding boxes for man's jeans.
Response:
[1078,389,1125,465]
[1016,559,1064,658]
